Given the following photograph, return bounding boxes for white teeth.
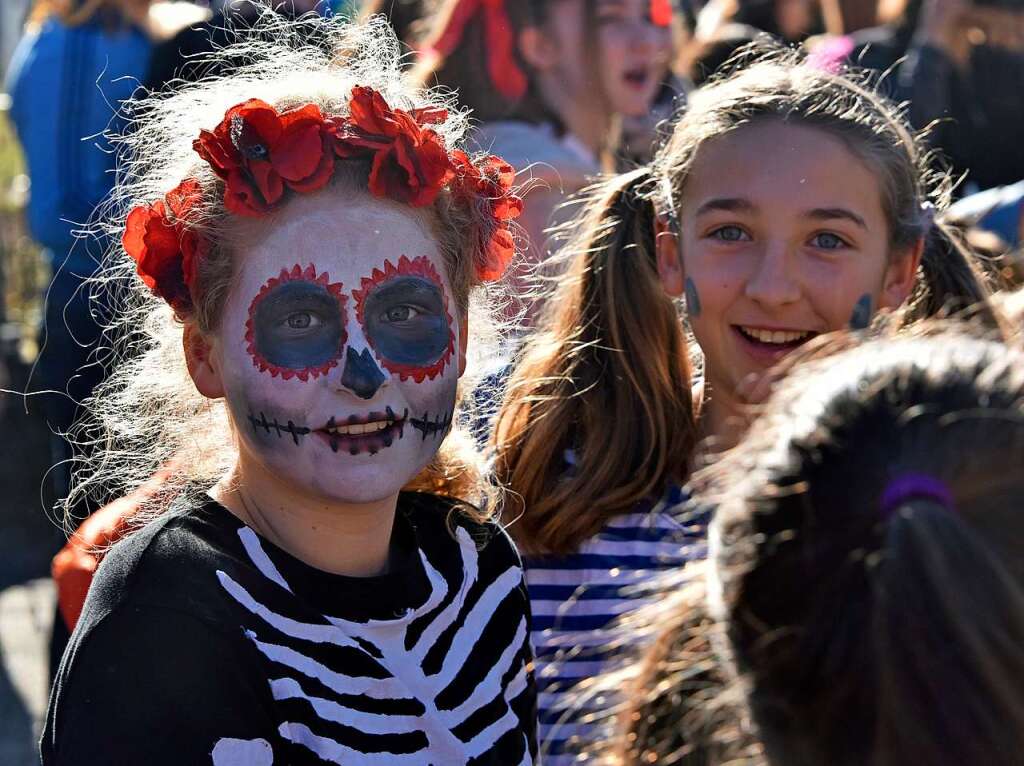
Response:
[326,420,392,436]
[740,327,812,345]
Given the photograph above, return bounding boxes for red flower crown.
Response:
[123,85,522,313]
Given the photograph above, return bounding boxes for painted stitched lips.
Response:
[247,405,454,456]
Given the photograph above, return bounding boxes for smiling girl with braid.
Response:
[492,44,998,763]
[42,14,536,765]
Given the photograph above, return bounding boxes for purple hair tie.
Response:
[880,474,955,519]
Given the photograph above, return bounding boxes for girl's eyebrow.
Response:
[804,207,867,229]
[695,198,755,217]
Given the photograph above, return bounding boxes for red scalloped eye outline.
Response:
[351,255,455,383]
[245,263,347,381]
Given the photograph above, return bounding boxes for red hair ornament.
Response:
[193,99,336,217]
[329,86,454,208]
[421,0,528,101]
[123,87,522,312]
[650,0,673,27]
[122,178,205,314]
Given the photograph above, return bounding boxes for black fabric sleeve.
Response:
[42,603,281,765]
[514,576,540,762]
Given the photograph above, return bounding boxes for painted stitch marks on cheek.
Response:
[246,264,347,380]
[353,256,455,383]
[247,410,311,446]
[410,408,454,441]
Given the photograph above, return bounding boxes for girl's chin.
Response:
[613,97,657,119]
[264,453,426,506]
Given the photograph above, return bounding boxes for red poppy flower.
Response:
[193,99,334,217]
[451,152,522,281]
[331,86,454,207]
[122,179,205,312]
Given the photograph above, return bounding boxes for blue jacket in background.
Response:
[6,18,151,273]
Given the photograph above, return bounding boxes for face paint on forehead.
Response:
[353,255,455,383]
[246,264,347,381]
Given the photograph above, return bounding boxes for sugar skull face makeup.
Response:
[212,190,462,504]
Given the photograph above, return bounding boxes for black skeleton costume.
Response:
[42,493,537,765]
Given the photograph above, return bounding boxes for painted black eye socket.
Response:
[251,280,345,371]
[363,276,450,368]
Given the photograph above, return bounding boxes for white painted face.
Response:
[211,189,462,504]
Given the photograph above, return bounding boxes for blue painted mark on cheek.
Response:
[849,293,873,330]
[685,277,702,317]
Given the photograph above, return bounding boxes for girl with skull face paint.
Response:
[42,14,537,766]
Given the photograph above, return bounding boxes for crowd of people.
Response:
[3,0,1023,764]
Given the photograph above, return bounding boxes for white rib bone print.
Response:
[214,526,533,765]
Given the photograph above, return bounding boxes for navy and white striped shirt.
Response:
[522,484,705,764]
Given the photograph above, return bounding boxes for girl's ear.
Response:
[518,25,557,71]
[184,323,225,399]
[654,214,684,297]
[880,236,925,310]
[457,316,469,378]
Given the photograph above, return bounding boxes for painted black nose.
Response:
[340,346,386,399]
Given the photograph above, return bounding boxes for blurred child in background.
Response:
[417,0,674,322]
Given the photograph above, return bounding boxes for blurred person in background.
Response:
[5,0,168,682]
[7,0,155,501]
[146,0,329,89]
[896,0,1024,192]
[360,0,440,47]
[683,0,821,83]
[729,0,820,40]
[417,0,675,324]
[804,0,926,74]
[946,181,1024,286]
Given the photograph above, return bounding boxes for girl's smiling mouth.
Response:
[734,325,818,363]
[315,407,408,456]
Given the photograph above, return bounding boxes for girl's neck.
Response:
[211,459,399,578]
[699,380,752,454]
[535,74,610,160]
